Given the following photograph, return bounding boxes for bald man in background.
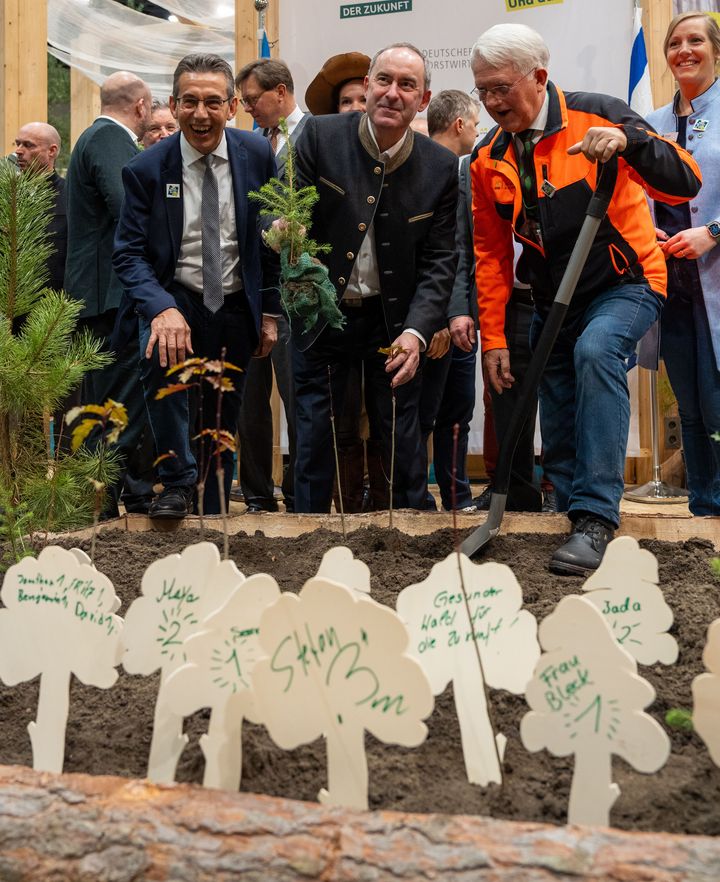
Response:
[14,122,66,292]
[65,71,154,517]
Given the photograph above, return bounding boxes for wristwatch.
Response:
[706,220,720,239]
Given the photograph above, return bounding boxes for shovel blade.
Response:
[461,493,507,558]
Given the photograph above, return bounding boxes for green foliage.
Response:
[665,708,694,732]
[0,162,112,566]
[711,557,720,581]
[47,55,70,172]
[248,118,344,333]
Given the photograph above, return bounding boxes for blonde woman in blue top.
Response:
[648,11,720,516]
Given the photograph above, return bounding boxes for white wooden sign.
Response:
[252,576,434,810]
[521,594,670,827]
[122,542,244,783]
[0,546,123,773]
[162,574,280,791]
[583,536,678,665]
[397,553,540,786]
[693,619,720,767]
[316,547,371,596]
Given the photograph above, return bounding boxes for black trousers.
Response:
[292,298,427,513]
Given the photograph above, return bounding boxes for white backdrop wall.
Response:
[279,0,642,456]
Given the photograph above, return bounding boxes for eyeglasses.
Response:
[240,90,268,108]
[175,95,232,112]
[471,68,536,103]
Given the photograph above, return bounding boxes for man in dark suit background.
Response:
[65,71,153,516]
[290,42,458,513]
[113,53,280,518]
[233,59,310,513]
[13,122,66,293]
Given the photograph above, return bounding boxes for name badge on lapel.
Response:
[166,183,180,199]
[541,179,556,198]
[692,118,709,132]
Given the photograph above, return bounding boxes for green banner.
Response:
[340,0,412,19]
[506,0,563,11]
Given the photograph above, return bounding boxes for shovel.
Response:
[461,155,618,558]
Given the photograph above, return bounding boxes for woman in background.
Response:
[648,11,720,515]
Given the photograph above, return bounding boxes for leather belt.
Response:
[341,294,381,308]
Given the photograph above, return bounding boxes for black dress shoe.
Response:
[148,486,194,520]
[244,499,279,513]
[472,485,493,510]
[541,489,558,513]
[549,515,615,576]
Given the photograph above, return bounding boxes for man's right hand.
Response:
[146,307,193,368]
[449,315,476,352]
[483,348,514,395]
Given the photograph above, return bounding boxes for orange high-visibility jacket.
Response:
[470,82,702,353]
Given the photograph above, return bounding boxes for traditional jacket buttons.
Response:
[367,196,376,204]
[338,276,346,285]
[358,222,367,231]
[346,252,354,260]
[374,166,382,175]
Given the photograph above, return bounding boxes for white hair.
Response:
[471,23,550,74]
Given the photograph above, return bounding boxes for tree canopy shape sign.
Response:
[397,554,540,786]
[162,574,280,791]
[122,542,244,783]
[582,536,678,665]
[0,546,122,773]
[693,619,720,767]
[252,576,433,810]
[521,594,669,827]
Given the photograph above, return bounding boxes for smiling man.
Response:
[112,53,280,519]
[289,42,458,513]
[470,23,701,573]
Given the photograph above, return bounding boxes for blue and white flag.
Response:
[629,5,654,117]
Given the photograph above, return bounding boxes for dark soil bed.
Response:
[0,525,718,835]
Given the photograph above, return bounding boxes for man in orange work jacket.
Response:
[469,23,701,575]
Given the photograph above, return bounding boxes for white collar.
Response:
[180,131,229,166]
[368,119,408,159]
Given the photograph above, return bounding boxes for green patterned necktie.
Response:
[517,129,538,215]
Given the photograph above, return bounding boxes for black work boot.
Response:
[148,485,194,520]
[549,515,615,576]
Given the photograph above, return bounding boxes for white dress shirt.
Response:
[273,103,305,155]
[174,132,240,297]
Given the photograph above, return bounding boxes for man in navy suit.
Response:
[113,53,280,518]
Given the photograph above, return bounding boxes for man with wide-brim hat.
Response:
[305,52,370,115]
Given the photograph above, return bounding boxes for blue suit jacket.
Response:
[112,128,280,349]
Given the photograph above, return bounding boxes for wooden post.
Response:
[0,0,48,149]
[234,0,256,131]
[70,69,100,149]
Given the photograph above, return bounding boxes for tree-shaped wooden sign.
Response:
[692,619,720,766]
[582,536,678,665]
[0,546,123,773]
[252,577,433,810]
[122,542,244,783]
[161,574,280,790]
[521,594,670,826]
[316,546,371,596]
[396,553,540,786]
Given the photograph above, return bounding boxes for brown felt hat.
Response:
[304,52,371,115]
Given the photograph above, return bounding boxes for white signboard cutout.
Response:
[316,546,370,596]
[693,619,720,767]
[583,536,678,665]
[122,542,244,783]
[0,546,123,773]
[162,574,280,791]
[397,553,540,786]
[521,595,670,827]
[252,577,433,810]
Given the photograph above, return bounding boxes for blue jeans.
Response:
[661,280,720,516]
[530,281,663,528]
[139,285,253,515]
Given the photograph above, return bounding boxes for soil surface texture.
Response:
[0,525,718,835]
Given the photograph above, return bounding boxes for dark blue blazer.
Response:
[112,128,280,349]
